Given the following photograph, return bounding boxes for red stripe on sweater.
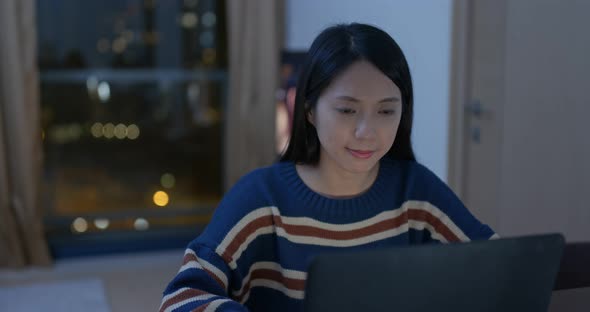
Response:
[234,268,305,302]
[271,213,408,239]
[183,253,226,290]
[408,208,461,242]
[222,215,274,262]
[221,206,462,262]
[191,302,211,312]
[160,288,209,312]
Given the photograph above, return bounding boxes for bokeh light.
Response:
[71,217,88,233]
[161,173,176,189]
[153,190,169,207]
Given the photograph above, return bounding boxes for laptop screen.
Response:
[304,234,564,312]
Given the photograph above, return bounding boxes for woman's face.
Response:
[309,60,402,175]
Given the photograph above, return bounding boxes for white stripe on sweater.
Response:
[203,299,233,312]
[238,279,305,304]
[232,261,306,298]
[408,220,449,243]
[160,287,190,310]
[278,206,407,231]
[160,288,216,312]
[219,201,469,268]
[406,201,470,242]
[216,207,275,256]
[179,249,228,290]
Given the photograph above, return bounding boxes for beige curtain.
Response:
[224,0,284,189]
[0,0,51,267]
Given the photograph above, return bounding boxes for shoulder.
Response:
[197,163,283,245]
[383,158,462,210]
[401,160,442,183]
[410,164,464,210]
[227,164,278,198]
[381,158,445,191]
[389,159,496,241]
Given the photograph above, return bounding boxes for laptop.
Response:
[554,241,590,290]
[304,234,565,312]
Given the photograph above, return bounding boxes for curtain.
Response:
[0,0,51,267]
[224,0,284,189]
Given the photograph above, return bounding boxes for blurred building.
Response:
[37,0,227,256]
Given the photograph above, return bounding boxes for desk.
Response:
[554,242,590,290]
[548,242,590,312]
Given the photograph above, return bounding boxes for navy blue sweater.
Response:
[160,158,496,312]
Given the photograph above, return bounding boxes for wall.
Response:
[285,0,453,180]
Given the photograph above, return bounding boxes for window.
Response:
[37,0,227,257]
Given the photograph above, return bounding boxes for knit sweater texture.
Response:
[160,158,496,312]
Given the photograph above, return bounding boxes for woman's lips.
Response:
[347,148,374,159]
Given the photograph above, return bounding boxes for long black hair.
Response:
[280,23,415,164]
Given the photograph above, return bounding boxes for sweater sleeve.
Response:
[408,162,498,243]
[159,241,248,312]
[159,168,272,312]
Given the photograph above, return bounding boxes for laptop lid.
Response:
[304,234,565,312]
[554,241,590,290]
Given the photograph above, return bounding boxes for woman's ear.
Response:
[306,108,315,126]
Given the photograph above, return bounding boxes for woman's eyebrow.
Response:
[335,95,401,103]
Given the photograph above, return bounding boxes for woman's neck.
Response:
[296,159,379,199]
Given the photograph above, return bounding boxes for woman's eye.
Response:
[379,109,396,116]
[337,108,355,114]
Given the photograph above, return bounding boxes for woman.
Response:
[159,23,497,312]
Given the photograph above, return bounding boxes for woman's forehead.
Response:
[322,61,401,99]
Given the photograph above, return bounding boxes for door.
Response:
[450,1,590,310]
[450,0,590,241]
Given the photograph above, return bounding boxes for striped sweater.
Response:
[160,158,496,312]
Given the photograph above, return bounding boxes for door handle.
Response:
[465,99,493,143]
[464,99,493,120]
[465,99,492,120]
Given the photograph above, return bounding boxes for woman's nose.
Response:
[355,117,376,139]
